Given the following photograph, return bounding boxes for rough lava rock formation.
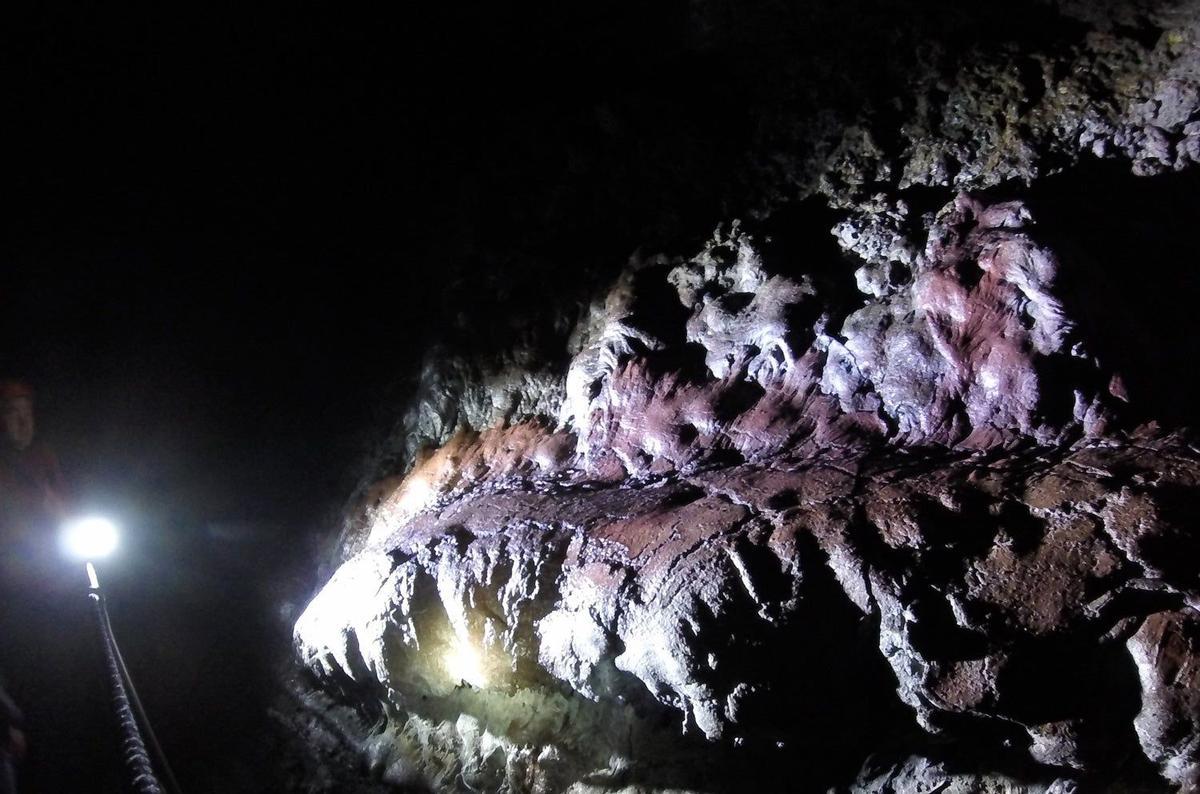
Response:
[288,2,1200,791]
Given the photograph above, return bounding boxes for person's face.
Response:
[1,397,35,451]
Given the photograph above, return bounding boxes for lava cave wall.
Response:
[287,2,1200,792]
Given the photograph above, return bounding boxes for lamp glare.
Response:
[444,636,487,688]
[62,516,119,561]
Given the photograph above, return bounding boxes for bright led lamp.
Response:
[61,516,120,589]
[61,516,120,560]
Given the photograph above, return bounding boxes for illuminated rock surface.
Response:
[286,1,1200,791]
[295,423,1200,790]
[291,194,1200,790]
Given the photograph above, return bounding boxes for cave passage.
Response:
[6,1,1200,792]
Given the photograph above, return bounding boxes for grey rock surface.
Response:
[294,192,1200,785]
[288,2,1200,791]
[1129,610,1200,788]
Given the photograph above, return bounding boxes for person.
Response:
[0,379,102,792]
[0,380,70,590]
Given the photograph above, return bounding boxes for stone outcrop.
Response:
[287,1,1200,790]
[297,421,1200,790]
[363,0,1200,474]
[1129,610,1200,788]
[292,189,1200,791]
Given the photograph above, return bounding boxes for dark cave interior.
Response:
[6,1,1200,792]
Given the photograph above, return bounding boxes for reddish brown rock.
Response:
[296,419,1200,790]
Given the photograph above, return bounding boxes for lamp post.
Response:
[60,517,180,794]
